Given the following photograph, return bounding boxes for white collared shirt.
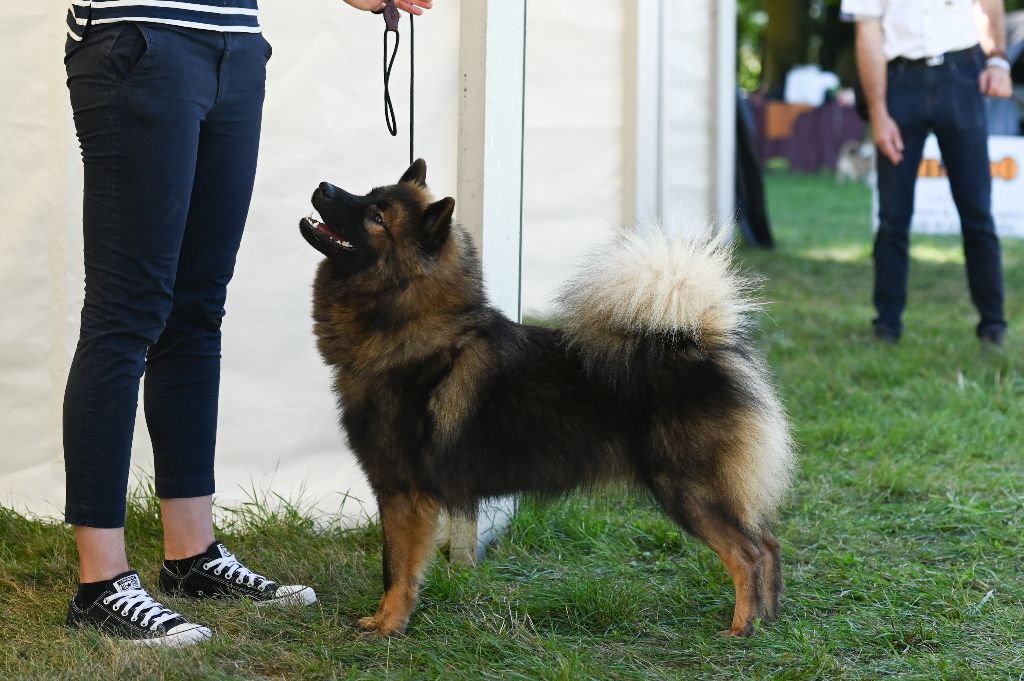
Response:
[840,0,980,60]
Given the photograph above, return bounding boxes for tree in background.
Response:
[739,0,1024,94]
[737,0,769,91]
[744,0,852,94]
[761,0,811,95]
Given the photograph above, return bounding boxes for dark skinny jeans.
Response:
[63,22,271,527]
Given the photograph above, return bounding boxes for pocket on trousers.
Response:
[105,24,152,85]
[64,35,78,62]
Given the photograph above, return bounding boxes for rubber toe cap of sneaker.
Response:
[257,584,317,606]
[149,623,212,647]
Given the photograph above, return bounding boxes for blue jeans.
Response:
[63,23,271,527]
[874,46,1006,338]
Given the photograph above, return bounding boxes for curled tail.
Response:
[556,224,760,371]
[556,224,795,526]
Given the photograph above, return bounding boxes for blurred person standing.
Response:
[844,0,1013,346]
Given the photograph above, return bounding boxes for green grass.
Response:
[2,172,1022,679]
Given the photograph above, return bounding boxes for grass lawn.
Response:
[2,172,1022,679]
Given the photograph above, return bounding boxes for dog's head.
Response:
[300,159,456,287]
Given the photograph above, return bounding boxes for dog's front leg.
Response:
[358,489,440,636]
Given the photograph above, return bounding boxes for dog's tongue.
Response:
[316,222,354,249]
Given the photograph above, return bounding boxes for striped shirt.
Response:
[67,1,260,41]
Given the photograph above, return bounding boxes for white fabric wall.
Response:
[216,1,462,520]
[521,0,626,318]
[1,2,92,519]
[665,0,721,227]
[0,0,724,523]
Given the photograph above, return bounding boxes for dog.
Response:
[835,139,876,186]
[299,160,795,637]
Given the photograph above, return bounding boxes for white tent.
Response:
[0,0,736,549]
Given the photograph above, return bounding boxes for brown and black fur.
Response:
[300,160,795,637]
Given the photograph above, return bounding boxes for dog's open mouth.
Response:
[303,210,355,251]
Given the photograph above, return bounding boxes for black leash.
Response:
[380,0,414,165]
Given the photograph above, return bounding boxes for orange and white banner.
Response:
[910,134,1024,238]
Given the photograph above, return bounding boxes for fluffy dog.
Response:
[299,160,795,637]
[835,139,876,185]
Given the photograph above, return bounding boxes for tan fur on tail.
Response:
[557,224,795,527]
[557,225,761,354]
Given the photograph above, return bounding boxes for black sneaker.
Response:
[873,325,900,345]
[979,328,1006,350]
[160,541,317,607]
[66,571,211,646]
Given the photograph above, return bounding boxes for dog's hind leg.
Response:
[647,480,767,636]
[693,512,768,637]
[758,528,784,622]
[357,489,440,636]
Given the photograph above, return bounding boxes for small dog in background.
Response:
[835,139,876,186]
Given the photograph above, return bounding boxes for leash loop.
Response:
[379,0,414,163]
[383,26,400,137]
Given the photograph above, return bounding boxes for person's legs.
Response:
[143,31,270,560]
[872,65,931,337]
[145,36,312,606]
[933,52,1006,338]
[75,528,130,583]
[61,22,222,647]
[63,24,212,581]
[161,497,216,560]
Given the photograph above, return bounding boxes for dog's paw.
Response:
[720,628,748,638]
[356,616,380,632]
[356,615,407,637]
[719,622,755,637]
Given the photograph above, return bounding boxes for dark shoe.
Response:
[66,571,211,646]
[979,328,1006,350]
[160,541,317,607]
[873,325,900,344]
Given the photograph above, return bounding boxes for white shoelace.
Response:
[103,589,180,631]
[203,554,270,590]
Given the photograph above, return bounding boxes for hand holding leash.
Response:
[341,0,432,15]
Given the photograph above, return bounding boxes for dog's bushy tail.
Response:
[556,224,760,371]
[556,224,794,527]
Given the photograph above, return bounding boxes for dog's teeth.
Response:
[341,241,353,248]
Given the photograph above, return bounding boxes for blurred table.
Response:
[750,98,867,173]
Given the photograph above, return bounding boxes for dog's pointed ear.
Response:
[421,197,455,254]
[399,158,427,187]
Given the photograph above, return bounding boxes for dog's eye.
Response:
[371,214,385,226]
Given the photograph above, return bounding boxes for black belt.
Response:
[889,45,979,69]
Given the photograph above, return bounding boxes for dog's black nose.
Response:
[319,182,336,199]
